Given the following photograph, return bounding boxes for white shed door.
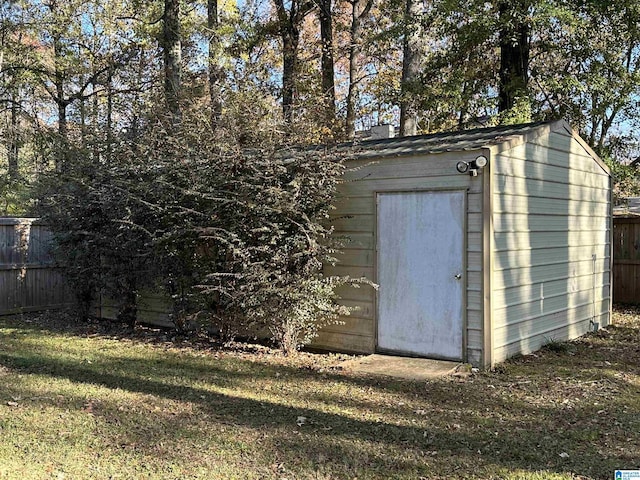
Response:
[377,191,464,360]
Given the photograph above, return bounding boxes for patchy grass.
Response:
[0,308,639,480]
[541,336,573,354]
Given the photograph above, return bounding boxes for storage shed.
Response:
[315,120,612,368]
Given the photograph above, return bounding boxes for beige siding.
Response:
[315,151,485,365]
[491,129,611,363]
[98,291,174,328]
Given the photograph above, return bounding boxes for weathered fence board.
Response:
[613,216,640,303]
[0,218,73,315]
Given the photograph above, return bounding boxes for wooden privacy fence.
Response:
[0,218,73,315]
[613,216,640,303]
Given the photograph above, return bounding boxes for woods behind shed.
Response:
[318,120,612,368]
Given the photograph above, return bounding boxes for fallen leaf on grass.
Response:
[83,399,100,414]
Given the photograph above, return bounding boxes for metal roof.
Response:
[343,121,551,159]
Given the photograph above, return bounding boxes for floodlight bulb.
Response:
[456,161,469,173]
[474,155,488,168]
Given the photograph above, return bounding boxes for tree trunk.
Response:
[8,95,18,181]
[400,0,423,136]
[56,98,68,171]
[345,1,360,139]
[318,0,335,130]
[53,34,67,141]
[128,52,146,140]
[50,27,70,171]
[208,0,223,130]
[163,0,182,123]
[57,97,67,140]
[106,66,114,158]
[45,1,69,170]
[281,24,299,125]
[345,0,373,139]
[274,0,313,126]
[457,74,471,130]
[79,95,87,142]
[498,0,530,113]
[597,106,620,154]
[92,80,100,160]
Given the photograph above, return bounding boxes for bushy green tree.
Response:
[603,155,640,205]
[37,110,359,353]
[36,138,156,323]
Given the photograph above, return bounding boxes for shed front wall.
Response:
[315,151,485,366]
[490,129,611,363]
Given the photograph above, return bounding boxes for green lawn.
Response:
[0,309,639,480]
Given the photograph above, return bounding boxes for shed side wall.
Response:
[491,130,611,363]
[97,292,174,327]
[315,151,485,366]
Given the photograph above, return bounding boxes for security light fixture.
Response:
[456,155,489,176]
[474,155,488,168]
[456,161,469,173]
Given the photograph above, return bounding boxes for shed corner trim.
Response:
[481,146,494,369]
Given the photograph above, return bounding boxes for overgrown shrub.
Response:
[604,156,640,205]
[37,112,360,352]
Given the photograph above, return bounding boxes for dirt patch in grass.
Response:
[0,307,638,479]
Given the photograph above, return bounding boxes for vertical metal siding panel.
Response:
[492,131,611,362]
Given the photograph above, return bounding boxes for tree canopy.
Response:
[0,0,637,178]
[0,0,638,348]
